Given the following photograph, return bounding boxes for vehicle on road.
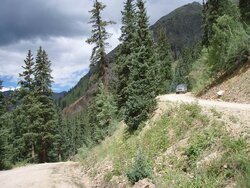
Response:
[176,84,188,94]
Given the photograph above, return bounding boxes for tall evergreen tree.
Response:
[155,25,173,94]
[88,83,117,142]
[33,47,57,163]
[208,14,249,75]
[34,47,53,95]
[123,0,157,131]
[0,80,5,169]
[202,0,239,46]
[171,54,190,90]
[17,50,38,162]
[239,0,250,25]
[120,0,137,44]
[0,81,19,169]
[116,0,137,110]
[0,80,5,115]
[19,50,34,94]
[86,0,115,87]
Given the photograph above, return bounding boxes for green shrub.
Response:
[190,14,249,94]
[209,15,249,75]
[126,150,152,184]
[76,144,89,160]
[210,108,222,118]
[189,48,212,94]
[185,125,224,166]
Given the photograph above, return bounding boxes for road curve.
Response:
[157,93,250,111]
[157,93,250,126]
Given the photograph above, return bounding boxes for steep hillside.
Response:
[77,97,250,187]
[60,47,117,115]
[61,2,203,115]
[200,58,250,104]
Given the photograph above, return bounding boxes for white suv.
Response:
[176,84,188,94]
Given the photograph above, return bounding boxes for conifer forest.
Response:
[0,0,249,187]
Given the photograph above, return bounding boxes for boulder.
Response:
[217,90,225,97]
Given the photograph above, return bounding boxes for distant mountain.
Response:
[150,2,202,57]
[3,90,66,101]
[53,91,66,101]
[60,2,203,115]
[2,90,13,98]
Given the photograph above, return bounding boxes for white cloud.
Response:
[0,36,93,89]
[1,86,20,92]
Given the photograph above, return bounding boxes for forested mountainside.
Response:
[59,2,203,114]
[3,90,66,101]
[151,2,202,58]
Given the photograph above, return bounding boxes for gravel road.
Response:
[0,162,88,188]
[157,93,250,126]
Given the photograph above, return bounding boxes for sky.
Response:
[0,0,202,92]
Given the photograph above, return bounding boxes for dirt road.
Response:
[157,93,250,110]
[157,93,250,126]
[0,162,89,188]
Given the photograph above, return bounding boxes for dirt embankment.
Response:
[200,61,250,104]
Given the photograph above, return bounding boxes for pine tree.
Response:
[202,0,240,46]
[17,50,37,162]
[0,80,5,116]
[116,0,137,110]
[86,0,115,87]
[120,0,136,45]
[88,83,117,142]
[208,14,249,75]
[53,106,66,161]
[33,47,57,163]
[0,81,20,168]
[239,0,250,25]
[0,111,15,169]
[34,47,53,95]
[0,80,5,169]
[171,57,190,90]
[155,25,173,94]
[123,0,157,131]
[19,50,34,95]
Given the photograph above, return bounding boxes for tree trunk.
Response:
[100,54,109,88]
[42,137,47,163]
[42,147,47,163]
[31,142,35,163]
[58,153,62,162]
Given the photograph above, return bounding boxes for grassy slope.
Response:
[77,102,250,187]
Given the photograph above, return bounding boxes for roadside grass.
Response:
[78,103,249,187]
[210,107,222,118]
